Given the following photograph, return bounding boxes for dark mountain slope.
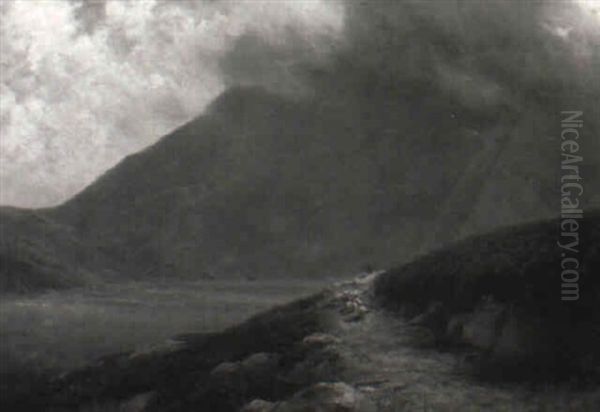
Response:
[0,207,100,293]
[3,74,597,286]
[43,80,566,281]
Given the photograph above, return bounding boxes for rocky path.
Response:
[28,273,600,412]
[242,274,600,411]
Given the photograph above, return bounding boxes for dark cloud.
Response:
[319,1,597,107]
[1,0,343,207]
[219,29,337,98]
[215,0,598,116]
[215,0,599,239]
[72,0,107,35]
[2,0,598,208]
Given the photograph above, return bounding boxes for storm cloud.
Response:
[1,0,598,207]
[0,0,344,207]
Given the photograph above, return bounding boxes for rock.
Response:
[446,313,468,341]
[210,361,240,377]
[461,300,505,350]
[209,361,243,387]
[493,311,538,359]
[286,345,343,385]
[207,353,283,401]
[239,352,282,388]
[302,333,341,348]
[120,391,155,412]
[240,399,277,412]
[210,353,280,381]
[276,382,375,412]
[335,290,369,321]
[128,339,183,360]
[408,301,445,327]
[407,301,449,344]
[241,352,281,374]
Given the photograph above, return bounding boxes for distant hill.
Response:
[0,207,99,293]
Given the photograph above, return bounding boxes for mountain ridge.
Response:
[2,82,595,288]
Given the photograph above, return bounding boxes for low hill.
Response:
[0,207,101,293]
[375,211,600,379]
[8,215,598,411]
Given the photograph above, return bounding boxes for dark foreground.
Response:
[2,214,599,411]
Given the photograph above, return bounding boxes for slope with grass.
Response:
[375,211,600,380]
[0,207,102,293]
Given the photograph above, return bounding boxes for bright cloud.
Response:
[0,0,344,207]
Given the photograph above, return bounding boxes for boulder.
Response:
[120,392,155,412]
[286,345,343,385]
[335,290,369,321]
[240,352,281,375]
[302,333,341,348]
[209,361,243,388]
[276,382,375,412]
[461,299,505,350]
[492,311,540,360]
[210,361,240,377]
[240,399,277,412]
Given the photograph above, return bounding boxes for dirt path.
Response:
[324,275,600,412]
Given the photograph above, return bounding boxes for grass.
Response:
[374,213,600,381]
[8,287,334,412]
[0,278,328,410]
[0,278,326,371]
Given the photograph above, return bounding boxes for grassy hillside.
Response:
[375,211,600,380]
[0,207,100,293]
[0,279,326,411]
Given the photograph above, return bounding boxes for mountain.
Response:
[11,214,599,411]
[40,74,594,282]
[1,78,596,287]
[50,84,500,280]
[2,0,599,288]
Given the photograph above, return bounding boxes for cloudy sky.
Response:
[0,0,344,207]
[1,0,598,208]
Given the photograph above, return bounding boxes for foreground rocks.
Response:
[241,382,375,412]
[240,399,276,412]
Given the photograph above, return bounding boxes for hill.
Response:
[375,211,600,379]
[0,207,101,293]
